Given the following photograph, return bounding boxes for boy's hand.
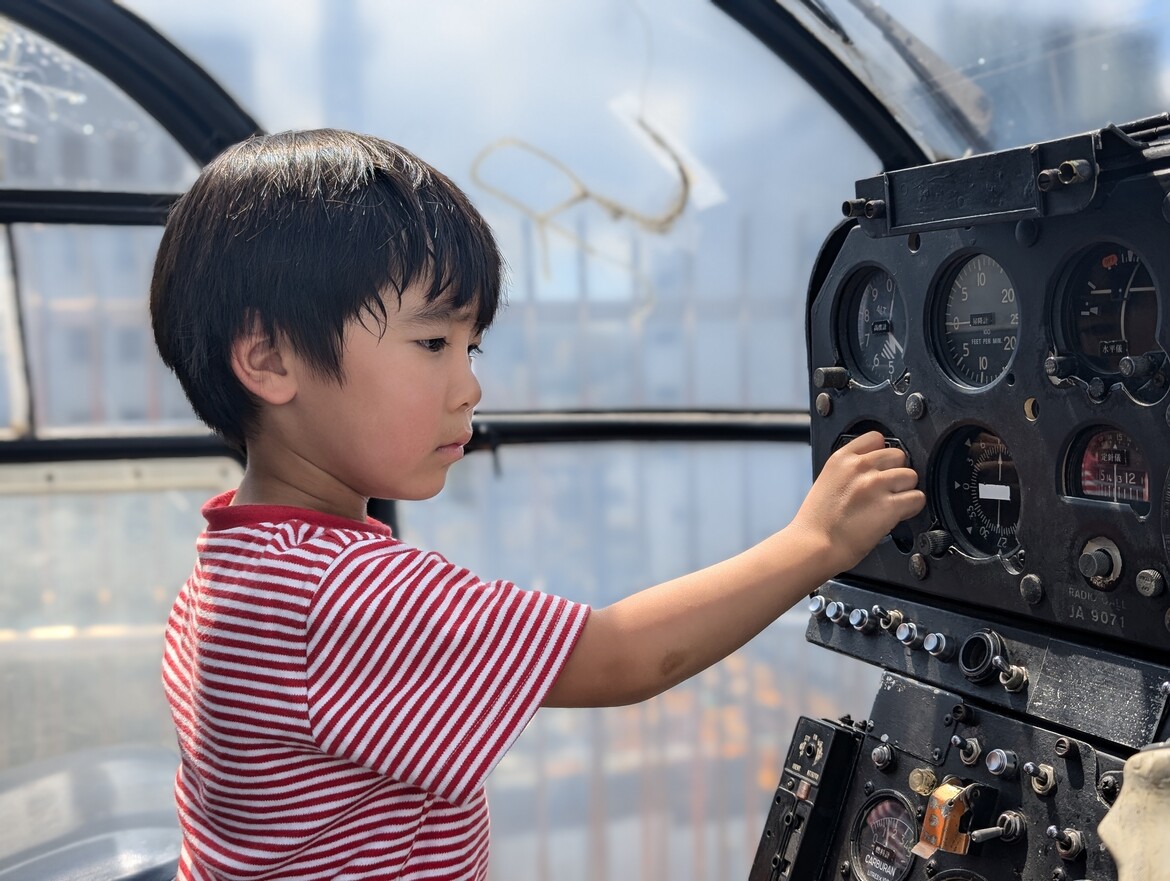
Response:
[791,431,925,575]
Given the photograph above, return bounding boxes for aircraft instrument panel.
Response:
[751,116,1170,881]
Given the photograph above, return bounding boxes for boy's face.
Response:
[284,282,483,503]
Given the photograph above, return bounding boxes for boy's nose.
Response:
[456,360,482,412]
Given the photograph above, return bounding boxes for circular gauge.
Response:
[850,792,917,881]
[844,268,908,385]
[1060,243,1158,375]
[1069,428,1150,515]
[937,426,1021,557]
[934,254,1019,387]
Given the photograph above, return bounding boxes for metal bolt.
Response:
[1100,774,1120,801]
[863,781,874,795]
[1014,219,1039,247]
[1019,573,1044,605]
[906,392,927,420]
[1088,376,1107,401]
[840,861,851,877]
[864,199,886,219]
[815,392,832,417]
[1054,736,1077,759]
[924,860,937,878]
[931,747,941,761]
[1160,681,1170,697]
[909,553,928,580]
[1051,868,1069,881]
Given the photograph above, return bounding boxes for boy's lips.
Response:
[437,432,473,452]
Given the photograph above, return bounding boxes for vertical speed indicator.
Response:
[934,254,1019,387]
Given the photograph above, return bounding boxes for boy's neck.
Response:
[234,443,369,522]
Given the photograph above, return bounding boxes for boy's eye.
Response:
[468,343,483,359]
[418,338,447,353]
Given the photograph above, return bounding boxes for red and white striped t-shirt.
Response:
[162,491,589,881]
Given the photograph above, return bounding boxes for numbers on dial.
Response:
[936,254,1019,387]
[845,268,908,385]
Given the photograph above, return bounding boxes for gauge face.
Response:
[845,268,908,385]
[938,426,1021,557]
[1061,243,1158,374]
[935,254,1018,387]
[850,793,917,881]
[1072,428,1150,514]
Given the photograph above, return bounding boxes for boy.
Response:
[151,129,924,881]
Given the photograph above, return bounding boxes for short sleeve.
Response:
[304,541,589,805]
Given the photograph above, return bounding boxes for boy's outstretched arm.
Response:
[542,431,925,708]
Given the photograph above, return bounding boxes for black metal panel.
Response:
[467,410,811,451]
[712,0,929,172]
[0,190,175,225]
[0,411,811,465]
[0,0,261,164]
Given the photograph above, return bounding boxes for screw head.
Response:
[1019,573,1044,605]
[906,392,927,420]
[909,553,928,580]
[1015,219,1040,247]
[863,781,874,795]
[816,392,832,417]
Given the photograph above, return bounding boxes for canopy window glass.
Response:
[0,16,198,191]
[126,0,878,412]
[783,0,1170,161]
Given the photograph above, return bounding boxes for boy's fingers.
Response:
[884,467,921,492]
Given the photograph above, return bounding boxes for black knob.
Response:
[1044,355,1077,378]
[813,366,850,390]
[1120,354,1155,378]
[917,529,953,558]
[1078,548,1113,578]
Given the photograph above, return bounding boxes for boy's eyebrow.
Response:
[400,297,480,329]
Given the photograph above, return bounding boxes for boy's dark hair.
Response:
[151,129,503,452]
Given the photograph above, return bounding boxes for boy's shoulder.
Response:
[198,489,409,559]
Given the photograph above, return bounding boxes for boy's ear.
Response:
[230,322,297,406]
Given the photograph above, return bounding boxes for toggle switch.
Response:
[950,735,982,766]
[1023,761,1057,795]
[1046,825,1085,861]
[969,810,1025,845]
[871,605,904,632]
[991,655,1028,692]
